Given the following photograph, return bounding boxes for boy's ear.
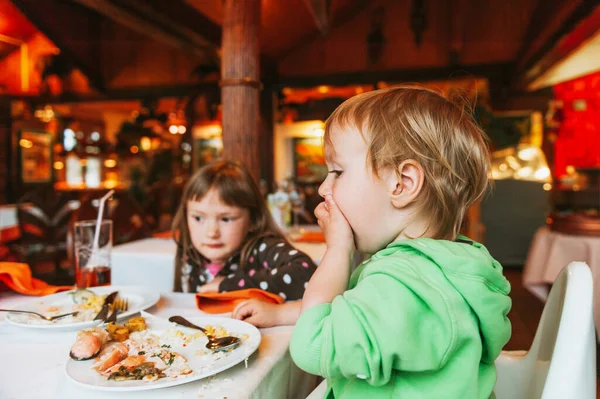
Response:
[386,160,424,209]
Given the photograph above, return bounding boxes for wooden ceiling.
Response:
[1,0,598,104]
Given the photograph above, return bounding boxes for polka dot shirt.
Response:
[179,236,317,301]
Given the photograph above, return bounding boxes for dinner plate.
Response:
[65,313,261,392]
[5,285,160,331]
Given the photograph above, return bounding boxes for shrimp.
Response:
[92,342,128,373]
[69,328,109,361]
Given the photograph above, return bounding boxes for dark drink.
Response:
[76,266,111,288]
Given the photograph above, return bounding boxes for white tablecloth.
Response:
[523,227,600,334]
[0,291,317,399]
[112,237,327,293]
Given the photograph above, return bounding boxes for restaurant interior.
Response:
[1,0,600,397]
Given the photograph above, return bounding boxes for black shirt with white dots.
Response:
[180,236,318,301]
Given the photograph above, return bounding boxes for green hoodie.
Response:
[290,237,512,398]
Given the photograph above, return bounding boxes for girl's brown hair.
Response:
[172,160,286,291]
[325,85,491,241]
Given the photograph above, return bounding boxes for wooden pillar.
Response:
[221,0,262,181]
[0,99,11,204]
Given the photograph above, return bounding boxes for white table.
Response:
[0,291,317,399]
[523,227,600,336]
[112,236,327,293]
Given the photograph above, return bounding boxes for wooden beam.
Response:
[277,62,512,88]
[112,0,221,47]
[303,0,332,36]
[513,0,568,70]
[516,2,600,90]
[278,0,371,59]
[6,81,219,104]
[11,0,105,90]
[71,0,213,55]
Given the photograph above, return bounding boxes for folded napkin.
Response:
[0,262,73,296]
[195,288,284,314]
[294,230,325,243]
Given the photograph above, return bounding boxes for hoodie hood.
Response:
[386,237,512,363]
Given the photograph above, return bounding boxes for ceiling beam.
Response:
[277,62,511,88]
[513,0,569,71]
[114,0,221,47]
[71,0,216,55]
[303,0,332,36]
[516,1,600,90]
[10,81,220,104]
[11,0,106,90]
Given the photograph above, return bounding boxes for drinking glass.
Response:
[74,219,113,288]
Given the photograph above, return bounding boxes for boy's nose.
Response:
[318,176,332,198]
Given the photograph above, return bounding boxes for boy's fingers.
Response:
[314,202,329,220]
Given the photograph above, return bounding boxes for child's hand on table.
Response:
[232,299,284,327]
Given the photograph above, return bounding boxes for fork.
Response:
[0,309,79,322]
[105,298,129,324]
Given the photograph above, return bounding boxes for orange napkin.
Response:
[195,288,284,314]
[152,230,173,239]
[294,230,325,243]
[0,262,73,296]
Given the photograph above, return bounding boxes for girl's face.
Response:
[187,188,251,264]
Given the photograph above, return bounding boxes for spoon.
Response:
[1,309,79,322]
[168,316,241,352]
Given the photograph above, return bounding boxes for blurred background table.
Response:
[0,291,317,399]
[523,226,600,336]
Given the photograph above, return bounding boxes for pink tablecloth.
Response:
[523,227,600,335]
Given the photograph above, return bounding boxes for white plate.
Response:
[65,313,261,392]
[5,286,160,331]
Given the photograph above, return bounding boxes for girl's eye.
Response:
[221,217,233,222]
[193,215,203,222]
[329,170,342,178]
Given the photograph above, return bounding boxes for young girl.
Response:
[171,160,317,300]
[289,86,512,398]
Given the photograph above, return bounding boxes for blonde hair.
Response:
[172,160,287,291]
[324,85,491,240]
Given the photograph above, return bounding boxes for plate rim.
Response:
[5,285,160,330]
[64,314,262,392]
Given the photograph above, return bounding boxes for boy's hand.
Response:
[232,299,282,327]
[197,276,225,293]
[314,194,355,253]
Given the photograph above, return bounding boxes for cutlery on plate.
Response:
[105,298,129,324]
[0,309,79,322]
[93,291,119,321]
[168,315,241,352]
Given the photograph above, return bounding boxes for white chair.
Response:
[305,262,596,399]
[494,261,596,399]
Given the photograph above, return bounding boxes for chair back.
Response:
[494,261,596,399]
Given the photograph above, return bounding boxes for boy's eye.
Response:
[329,170,342,177]
[221,217,234,222]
